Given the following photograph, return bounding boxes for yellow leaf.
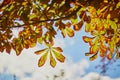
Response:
[85,23,94,32]
[85,52,92,56]
[100,43,107,57]
[66,28,74,37]
[107,14,111,19]
[100,6,108,12]
[89,54,97,61]
[107,53,112,60]
[30,42,36,48]
[108,41,115,54]
[90,43,98,54]
[38,37,43,44]
[38,51,48,67]
[50,52,56,68]
[53,47,63,52]
[116,2,120,8]
[52,50,65,62]
[83,36,93,43]
[116,52,120,59]
[22,2,28,6]
[35,48,48,55]
[61,29,66,38]
[100,51,106,57]
[71,18,78,25]
[15,45,23,56]
[73,21,83,31]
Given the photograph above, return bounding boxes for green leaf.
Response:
[38,37,43,44]
[71,18,78,25]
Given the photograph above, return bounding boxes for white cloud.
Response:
[53,38,66,48]
[80,72,120,80]
[0,37,120,80]
[0,46,40,78]
[0,47,120,80]
[0,45,89,80]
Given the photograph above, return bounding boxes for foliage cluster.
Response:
[0,0,120,67]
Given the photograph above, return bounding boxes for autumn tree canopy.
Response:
[0,0,120,67]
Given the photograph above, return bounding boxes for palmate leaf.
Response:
[0,0,120,68]
[35,46,65,67]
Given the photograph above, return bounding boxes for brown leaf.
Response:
[73,21,83,31]
[89,53,98,61]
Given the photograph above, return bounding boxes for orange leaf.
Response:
[100,51,106,57]
[107,53,112,60]
[52,50,65,62]
[50,52,56,68]
[100,43,107,57]
[83,36,94,43]
[38,51,48,67]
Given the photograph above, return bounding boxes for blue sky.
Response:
[0,26,120,80]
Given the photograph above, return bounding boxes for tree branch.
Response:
[11,6,81,28]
